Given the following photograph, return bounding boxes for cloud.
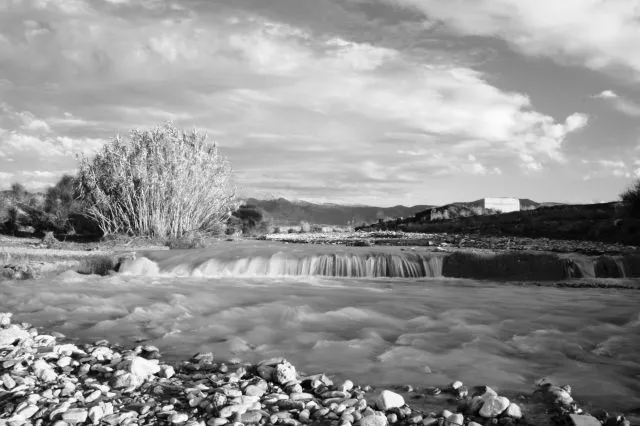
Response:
[593,90,618,99]
[0,0,611,204]
[385,0,640,78]
[591,90,640,117]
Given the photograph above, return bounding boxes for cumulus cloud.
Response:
[0,0,606,203]
[386,0,640,78]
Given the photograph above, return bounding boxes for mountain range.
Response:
[243,197,433,226]
[242,197,564,226]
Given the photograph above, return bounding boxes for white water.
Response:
[1,271,639,415]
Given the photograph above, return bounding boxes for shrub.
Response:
[621,179,640,217]
[299,220,311,233]
[77,122,238,238]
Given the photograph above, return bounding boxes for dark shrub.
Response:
[621,179,640,217]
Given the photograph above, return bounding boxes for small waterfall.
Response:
[120,253,445,278]
[118,248,640,280]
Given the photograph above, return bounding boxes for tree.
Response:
[232,204,273,235]
[621,179,640,217]
[10,183,27,201]
[45,174,81,218]
[77,122,238,238]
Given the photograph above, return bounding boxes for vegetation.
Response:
[620,179,640,217]
[77,122,238,238]
[229,204,273,236]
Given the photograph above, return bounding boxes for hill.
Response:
[243,198,432,226]
[360,202,640,246]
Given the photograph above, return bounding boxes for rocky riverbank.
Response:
[0,313,636,426]
[264,232,638,256]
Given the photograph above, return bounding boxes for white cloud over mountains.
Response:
[0,0,625,203]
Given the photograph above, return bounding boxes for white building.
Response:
[483,197,520,213]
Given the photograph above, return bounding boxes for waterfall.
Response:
[118,249,640,280]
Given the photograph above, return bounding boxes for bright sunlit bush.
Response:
[77,122,238,238]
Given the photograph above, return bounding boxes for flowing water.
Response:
[1,243,640,419]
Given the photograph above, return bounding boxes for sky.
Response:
[1,0,640,207]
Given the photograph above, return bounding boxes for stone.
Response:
[376,390,405,411]
[479,396,510,418]
[505,403,522,419]
[273,361,297,385]
[16,404,39,419]
[1,374,16,390]
[469,396,485,414]
[207,419,228,426]
[0,312,12,326]
[170,413,189,424]
[62,408,89,423]
[88,406,104,425]
[110,372,141,390]
[0,326,31,347]
[445,413,463,426]
[160,365,175,379]
[244,384,266,397]
[85,389,101,403]
[360,414,389,426]
[240,411,263,424]
[129,356,160,380]
[449,381,463,391]
[568,414,602,426]
[57,356,72,368]
[33,359,57,382]
[290,392,314,401]
[468,423,482,426]
[387,413,398,424]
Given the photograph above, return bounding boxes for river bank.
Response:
[1,312,636,426]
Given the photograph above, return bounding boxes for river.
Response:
[1,269,639,417]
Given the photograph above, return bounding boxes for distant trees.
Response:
[621,179,640,216]
[230,204,273,236]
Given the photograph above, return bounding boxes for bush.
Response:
[621,179,640,217]
[77,122,238,238]
[299,221,311,233]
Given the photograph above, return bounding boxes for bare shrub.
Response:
[77,122,238,238]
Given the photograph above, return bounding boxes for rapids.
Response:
[1,269,639,415]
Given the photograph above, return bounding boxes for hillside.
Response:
[360,202,640,246]
[243,198,432,226]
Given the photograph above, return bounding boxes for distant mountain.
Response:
[243,197,433,226]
